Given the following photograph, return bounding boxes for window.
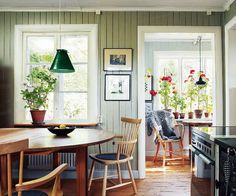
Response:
[14,25,98,123]
[154,51,213,109]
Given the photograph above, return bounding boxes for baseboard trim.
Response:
[13,169,140,179]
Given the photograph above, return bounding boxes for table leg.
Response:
[0,155,7,195]
[53,152,60,169]
[76,146,88,196]
[189,125,192,159]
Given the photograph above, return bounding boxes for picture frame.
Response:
[145,76,153,101]
[105,74,131,101]
[103,48,133,71]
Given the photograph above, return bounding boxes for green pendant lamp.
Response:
[50,49,75,73]
[195,36,206,86]
[49,0,75,73]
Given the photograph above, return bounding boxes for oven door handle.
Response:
[189,145,214,165]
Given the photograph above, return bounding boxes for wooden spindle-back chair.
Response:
[0,139,68,196]
[88,117,142,196]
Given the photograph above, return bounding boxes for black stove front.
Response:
[216,138,236,196]
[191,130,215,196]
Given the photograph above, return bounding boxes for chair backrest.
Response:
[0,139,29,196]
[119,117,142,157]
[0,139,29,155]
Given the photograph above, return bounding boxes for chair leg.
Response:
[162,143,166,167]
[88,160,95,191]
[153,142,160,162]
[127,160,137,194]
[168,143,173,158]
[102,165,108,196]
[116,163,122,184]
[179,141,184,164]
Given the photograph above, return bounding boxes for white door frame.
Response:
[137,26,223,178]
[225,16,236,125]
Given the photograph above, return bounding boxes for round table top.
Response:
[0,128,115,151]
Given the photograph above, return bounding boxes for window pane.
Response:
[158,58,179,87]
[63,93,87,119]
[182,58,200,87]
[62,64,87,92]
[27,36,54,64]
[61,35,88,63]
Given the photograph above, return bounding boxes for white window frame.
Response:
[153,51,213,110]
[14,24,98,124]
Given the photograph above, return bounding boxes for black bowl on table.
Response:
[47,126,76,136]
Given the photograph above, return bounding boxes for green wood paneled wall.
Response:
[0,11,222,170]
[224,1,236,25]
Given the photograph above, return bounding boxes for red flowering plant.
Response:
[184,69,208,111]
[184,70,198,112]
[158,75,173,109]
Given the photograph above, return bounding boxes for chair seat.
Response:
[12,190,47,196]
[95,153,127,160]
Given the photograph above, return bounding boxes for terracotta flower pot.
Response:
[30,110,46,124]
[188,112,194,119]
[194,109,203,119]
[179,113,185,119]
[173,112,179,119]
[204,112,209,118]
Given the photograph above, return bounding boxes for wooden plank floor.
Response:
[61,160,191,196]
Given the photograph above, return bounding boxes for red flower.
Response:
[161,76,172,82]
[150,90,157,96]
[201,73,206,77]
[190,70,195,74]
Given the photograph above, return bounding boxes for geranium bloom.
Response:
[201,73,206,77]
[190,70,195,74]
[149,90,157,96]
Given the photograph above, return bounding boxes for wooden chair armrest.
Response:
[15,163,68,191]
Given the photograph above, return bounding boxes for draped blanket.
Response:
[146,110,179,143]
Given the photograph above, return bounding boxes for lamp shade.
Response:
[50,49,75,73]
[195,76,206,86]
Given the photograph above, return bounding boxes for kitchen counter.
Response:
[192,126,236,141]
[215,138,236,149]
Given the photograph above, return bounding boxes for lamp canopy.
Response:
[50,49,75,73]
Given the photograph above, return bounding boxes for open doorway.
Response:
[137,26,222,179]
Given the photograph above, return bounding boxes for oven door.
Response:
[190,145,215,196]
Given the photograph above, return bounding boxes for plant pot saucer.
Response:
[32,122,45,125]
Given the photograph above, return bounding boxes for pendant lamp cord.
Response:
[59,0,61,48]
[199,36,202,72]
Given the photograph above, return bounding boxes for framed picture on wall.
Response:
[103,48,133,71]
[105,74,131,101]
[145,76,153,101]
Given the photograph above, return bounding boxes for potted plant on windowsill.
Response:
[158,75,173,111]
[184,70,197,119]
[202,94,212,118]
[21,66,57,124]
[179,94,186,119]
[194,72,208,119]
[170,88,181,119]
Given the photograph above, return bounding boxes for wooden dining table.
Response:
[0,128,115,196]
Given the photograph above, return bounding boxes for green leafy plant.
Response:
[184,72,197,112]
[179,95,187,113]
[170,90,181,112]
[21,66,57,110]
[202,94,212,113]
[158,76,173,109]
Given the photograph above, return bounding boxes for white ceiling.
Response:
[0,0,234,12]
